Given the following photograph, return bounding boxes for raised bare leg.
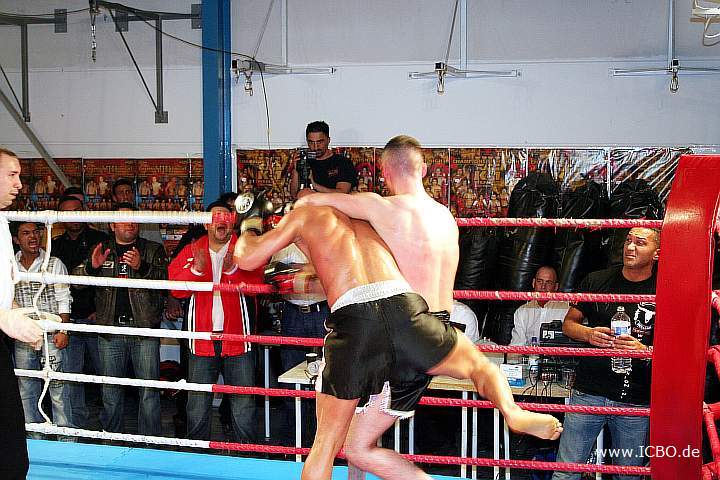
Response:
[301,393,359,480]
[343,386,432,480]
[428,333,563,441]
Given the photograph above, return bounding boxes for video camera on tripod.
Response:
[296,148,316,190]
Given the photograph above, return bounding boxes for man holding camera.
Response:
[290,121,357,198]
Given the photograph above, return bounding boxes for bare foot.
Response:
[504,409,563,440]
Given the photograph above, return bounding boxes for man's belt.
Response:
[285,301,328,314]
[116,314,135,326]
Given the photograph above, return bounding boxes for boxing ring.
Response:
[4,153,720,479]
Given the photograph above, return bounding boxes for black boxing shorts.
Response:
[317,280,458,418]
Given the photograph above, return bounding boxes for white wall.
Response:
[0,0,718,158]
[233,58,720,149]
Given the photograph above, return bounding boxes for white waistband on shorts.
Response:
[330,280,413,313]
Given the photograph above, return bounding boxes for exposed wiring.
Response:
[2,2,276,171]
[125,8,274,160]
[0,8,89,17]
[107,8,158,109]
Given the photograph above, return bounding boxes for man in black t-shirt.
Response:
[552,227,660,480]
[290,121,357,197]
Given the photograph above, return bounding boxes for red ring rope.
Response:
[456,217,663,229]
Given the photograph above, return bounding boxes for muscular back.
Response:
[293,207,406,306]
[372,194,459,312]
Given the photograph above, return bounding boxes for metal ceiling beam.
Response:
[0,87,70,187]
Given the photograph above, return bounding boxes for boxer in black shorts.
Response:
[320,286,457,417]
[235,200,562,480]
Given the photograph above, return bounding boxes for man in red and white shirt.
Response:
[169,201,263,442]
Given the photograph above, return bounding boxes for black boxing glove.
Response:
[235,191,274,235]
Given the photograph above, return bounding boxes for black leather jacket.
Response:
[76,236,168,328]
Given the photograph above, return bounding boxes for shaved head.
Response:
[381,135,425,179]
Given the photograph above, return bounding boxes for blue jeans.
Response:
[64,322,101,429]
[279,302,328,373]
[98,335,161,435]
[278,302,328,445]
[14,336,75,437]
[186,342,257,442]
[552,389,649,480]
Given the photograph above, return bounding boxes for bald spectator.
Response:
[510,266,570,346]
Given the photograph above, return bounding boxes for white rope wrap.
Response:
[25,424,210,449]
[15,368,213,393]
[18,271,216,292]
[37,319,214,340]
[0,210,212,224]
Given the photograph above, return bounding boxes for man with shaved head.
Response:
[511,265,570,346]
[0,147,45,479]
[552,227,660,480]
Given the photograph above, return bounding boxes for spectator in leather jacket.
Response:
[75,202,168,435]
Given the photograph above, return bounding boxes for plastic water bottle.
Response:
[611,306,632,374]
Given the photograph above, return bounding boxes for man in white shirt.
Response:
[511,266,570,346]
[449,300,481,344]
[0,147,45,479]
[271,242,329,445]
[12,221,75,434]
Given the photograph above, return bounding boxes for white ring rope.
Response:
[37,319,214,341]
[0,210,213,225]
[17,271,218,292]
[10,208,241,443]
[15,368,212,393]
[26,423,210,449]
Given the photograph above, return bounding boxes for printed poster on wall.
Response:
[237,149,293,211]
[136,159,189,212]
[422,148,450,206]
[82,159,136,210]
[449,148,526,218]
[341,147,375,193]
[25,158,82,210]
[189,158,205,211]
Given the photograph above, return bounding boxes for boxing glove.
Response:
[264,261,315,294]
[235,191,274,235]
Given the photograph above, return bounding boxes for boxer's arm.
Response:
[233,213,302,271]
[295,192,388,223]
